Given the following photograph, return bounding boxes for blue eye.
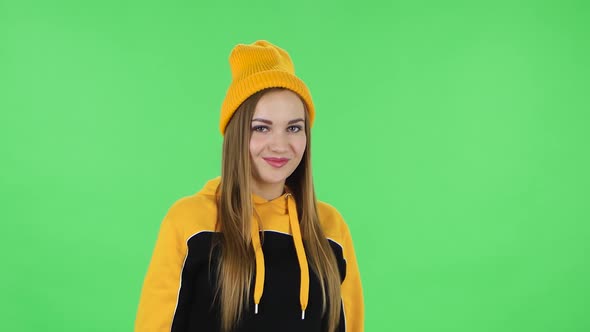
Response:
[252,125,269,132]
[288,126,303,133]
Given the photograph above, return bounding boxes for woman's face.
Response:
[250,89,307,192]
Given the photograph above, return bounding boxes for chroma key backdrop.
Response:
[1,0,589,331]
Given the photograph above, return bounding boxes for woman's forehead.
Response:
[253,89,306,120]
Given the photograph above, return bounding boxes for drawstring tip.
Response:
[301,310,305,320]
[255,304,259,314]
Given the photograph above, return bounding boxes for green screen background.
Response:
[1,0,589,331]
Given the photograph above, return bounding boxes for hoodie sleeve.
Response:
[340,220,365,332]
[135,202,187,331]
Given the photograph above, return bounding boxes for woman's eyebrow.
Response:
[251,118,305,124]
[252,118,272,124]
[288,118,305,124]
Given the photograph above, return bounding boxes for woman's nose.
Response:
[268,132,289,152]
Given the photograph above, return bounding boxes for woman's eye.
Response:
[288,126,303,133]
[252,126,269,132]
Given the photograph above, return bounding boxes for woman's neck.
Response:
[251,181,285,201]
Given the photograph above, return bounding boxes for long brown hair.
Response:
[215,88,342,331]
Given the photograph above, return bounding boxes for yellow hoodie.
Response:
[135,177,364,331]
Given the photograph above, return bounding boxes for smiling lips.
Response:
[263,157,290,168]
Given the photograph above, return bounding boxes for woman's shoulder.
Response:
[161,180,220,236]
[167,191,218,221]
[316,200,352,242]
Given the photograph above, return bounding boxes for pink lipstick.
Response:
[263,157,289,168]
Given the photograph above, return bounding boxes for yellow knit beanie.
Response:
[219,40,315,135]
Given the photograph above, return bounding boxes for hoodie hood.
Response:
[200,176,310,320]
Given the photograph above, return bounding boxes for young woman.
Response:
[135,40,364,332]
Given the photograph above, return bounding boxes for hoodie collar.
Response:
[203,176,292,214]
